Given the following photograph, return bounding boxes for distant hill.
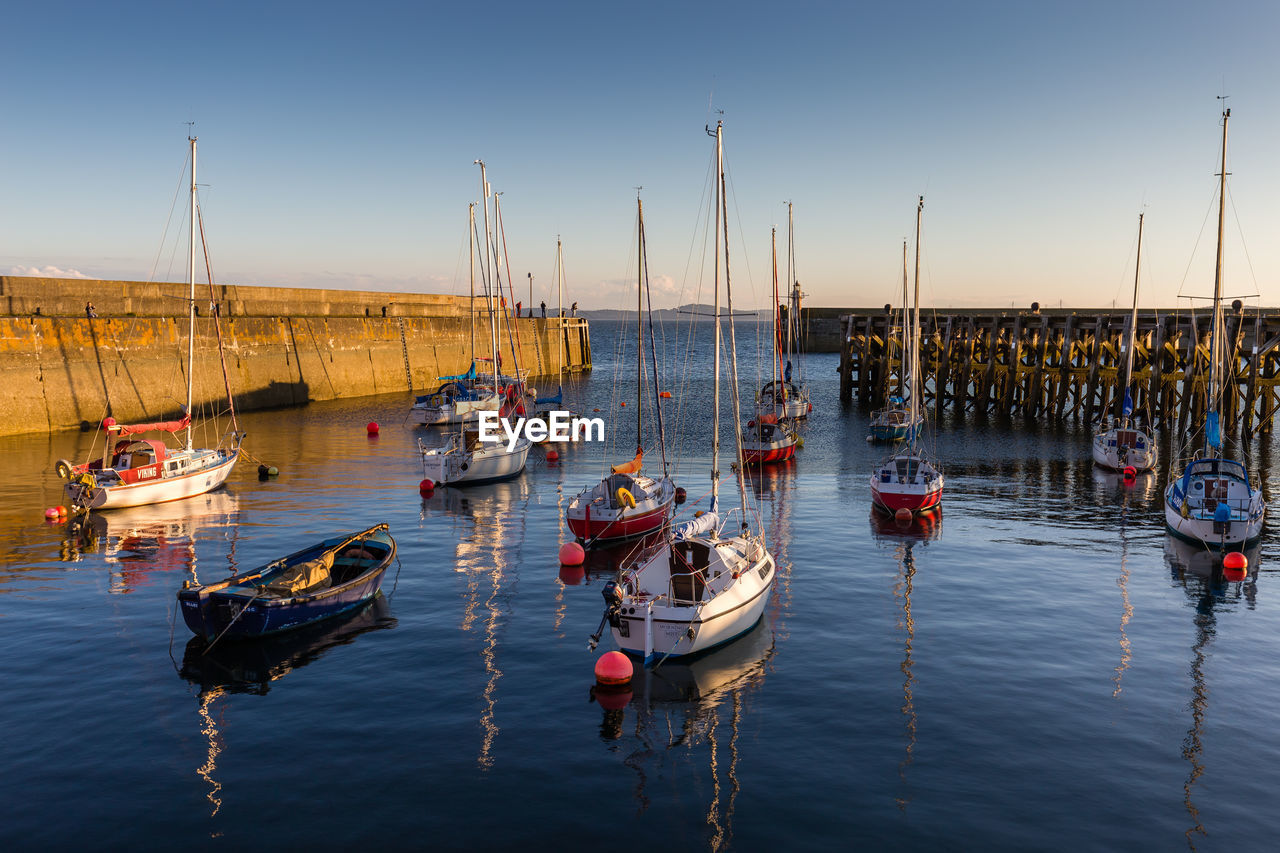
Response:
[582,303,769,321]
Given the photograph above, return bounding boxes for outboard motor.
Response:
[588,580,625,651]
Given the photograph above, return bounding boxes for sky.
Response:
[3,0,1279,311]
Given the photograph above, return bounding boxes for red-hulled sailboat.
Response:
[565,195,675,543]
[742,227,798,465]
[870,198,943,515]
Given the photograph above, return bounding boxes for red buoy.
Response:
[1224,551,1248,571]
[55,505,67,517]
[594,651,633,686]
[102,416,117,429]
[1123,465,1137,480]
[545,450,560,463]
[367,421,380,435]
[419,478,435,494]
[559,541,585,566]
[620,402,627,407]
[659,391,673,398]
[895,508,913,522]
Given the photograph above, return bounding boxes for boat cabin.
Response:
[669,540,710,604]
[1105,430,1147,450]
[111,440,170,483]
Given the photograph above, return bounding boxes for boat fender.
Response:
[615,487,636,509]
[55,459,74,480]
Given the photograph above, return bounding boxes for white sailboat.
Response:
[58,136,240,511]
[743,226,798,465]
[1092,212,1156,472]
[1163,107,1265,550]
[420,161,531,486]
[870,199,943,516]
[588,121,776,666]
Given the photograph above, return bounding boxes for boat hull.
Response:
[410,394,500,426]
[743,444,795,465]
[871,481,943,513]
[1163,484,1264,551]
[566,475,675,543]
[421,437,531,486]
[868,420,921,443]
[1091,426,1156,471]
[178,527,394,642]
[870,454,944,514]
[609,535,775,666]
[65,449,238,511]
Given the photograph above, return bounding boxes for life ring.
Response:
[55,459,74,480]
[615,487,636,509]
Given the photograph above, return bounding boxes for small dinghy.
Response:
[178,524,395,642]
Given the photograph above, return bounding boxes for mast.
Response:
[710,122,723,512]
[1121,212,1144,422]
[639,198,670,475]
[556,237,564,392]
[713,121,750,518]
[909,196,923,443]
[786,202,797,382]
[477,161,499,396]
[469,203,476,369]
[185,134,197,450]
[771,227,780,407]
[1208,107,1230,453]
[636,199,643,452]
[898,235,909,400]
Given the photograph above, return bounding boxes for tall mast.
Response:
[469,202,476,368]
[771,226,780,405]
[909,196,923,441]
[476,160,499,395]
[639,197,670,475]
[714,121,750,518]
[898,235,909,400]
[556,237,564,390]
[1122,211,1143,421]
[787,202,797,379]
[1209,107,1230,449]
[185,136,197,452]
[636,198,643,451]
[710,123,723,512]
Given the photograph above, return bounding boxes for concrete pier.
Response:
[0,276,590,436]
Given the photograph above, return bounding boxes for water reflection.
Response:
[594,618,774,852]
[62,491,241,592]
[1163,536,1262,850]
[870,508,938,813]
[178,597,396,820]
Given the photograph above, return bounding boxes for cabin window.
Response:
[168,462,179,472]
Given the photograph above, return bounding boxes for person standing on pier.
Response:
[540,300,546,318]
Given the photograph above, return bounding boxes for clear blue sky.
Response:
[3,1,1278,310]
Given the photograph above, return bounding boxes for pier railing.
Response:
[837,307,1280,436]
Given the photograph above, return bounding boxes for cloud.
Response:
[10,265,89,278]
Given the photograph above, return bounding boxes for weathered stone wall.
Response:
[0,278,590,436]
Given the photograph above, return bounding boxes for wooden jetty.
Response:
[837,305,1280,436]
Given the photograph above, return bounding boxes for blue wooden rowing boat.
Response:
[178,524,395,642]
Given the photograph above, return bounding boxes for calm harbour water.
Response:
[3,318,1280,850]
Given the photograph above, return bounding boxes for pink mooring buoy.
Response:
[367,421,380,435]
[419,478,435,494]
[594,650,634,686]
[44,507,60,520]
[559,541,585,566]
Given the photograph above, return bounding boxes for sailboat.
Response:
[868,235,922,443]
[409,203,501,426]
[757,204,810,420]
[1093,212,1156,472]
[1164,107,1265,550]
[742,226,799,465]
[419,161,531,486]
[588,121,776,666]
[566,196,676,542]
[871,198,944,516]
[57,137,241,511]
[525,237,569,442]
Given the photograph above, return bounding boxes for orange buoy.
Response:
[1224,551,1248,571]
[1123,465,1137,480]
[55,506,67,517]
[895,508,912,522]
[546,450,560,463]
[419,478,435,494]
[593,408,601,412]
[559,541,585,566]
[620,402,627,407]
[367,421,380,435]
[594,650,633,686]
[659,391,672,398]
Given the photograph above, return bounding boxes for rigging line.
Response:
[147,146,192,284]
[1175,184,1223,298]
[1226,187,1262,293]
